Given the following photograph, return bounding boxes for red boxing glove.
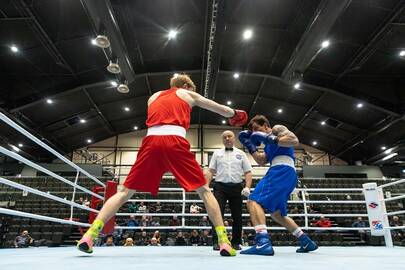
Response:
[229,110,248,127]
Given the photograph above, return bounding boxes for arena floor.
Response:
[0,246,404,270]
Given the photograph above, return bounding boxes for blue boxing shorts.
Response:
[249,165,297,216]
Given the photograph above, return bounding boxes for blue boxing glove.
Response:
[250,131,279,146]
[238,131,257,154]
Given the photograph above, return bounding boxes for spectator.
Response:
[155,202,162,213]
[14,230,33,248]
[137,202,148,213]
[102,236,115,247]
[135,231,149,246]
[152,230,161,245]
[352,217,368,242]
[112,222,123,245]
[190,202,202,214]
[313,215,332,228]
[199,216,209,227]
[140,215,149,227]
[83,197,90,207]
[150,217,160,227]
[175,231,187,246]
[128,202,139,213]
[189,230,201,246]
[149,237,161,246]
[169,215,180,227]
[123,237,134,246]
[200,230,211,246]
[77,197,84,205]
[127,215,139,228]
[390,216,401,227]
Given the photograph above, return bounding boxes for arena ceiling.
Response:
[0,0,404,165]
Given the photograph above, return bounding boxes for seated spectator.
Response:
[198,216,209,227]
[14,230,33,248]
[83,197,90,207]
[137,202,148,213]
[127,215,139,228]
[189,230,201,246]
[149,237,161,246]
[175,231,187,246]
[155,202,162,213]
[135,231,149,246]
[352,217,368,242]
[390,216,401,227]
[102,236,115,247]
[200,230,211,246]
[150,217,160,227]
[152,230,161,244]
[128,202,139,213]
[169,215,180,227]
[313,215,332,228]
[123,237,134,246]
[140,215,150,227]
[190,202,202,214]
[112,222,123,245]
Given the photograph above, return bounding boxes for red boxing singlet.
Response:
[146,87,192,129]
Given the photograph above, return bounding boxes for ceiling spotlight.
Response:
[402,169,405,173]
[294,83,301,89]
[91,39,97,45]
[222,120,226,124]
[243,29,253,40]
[10,45,19,53]
[173,73,179,78]
[321,121,326,125]
[94,35,110,48]
[124,107,130,112]
[107,61,121,74]
[381,146,387,150]
[80,119,86,124]
[11,145,20,152]
[399,50,405,57]
[134,126,139,130]
[226,100,232,105]
[321,40,330,48]
[277,108,283,114]
[168,30,178,40]
[46,99,53,104]
[356,103,364,108]
[110,81,118,87]
[18,143,23,148]
[233,73,240,79]
[312,141,318,146]
[117,84,129,94]
[87,139,92,144]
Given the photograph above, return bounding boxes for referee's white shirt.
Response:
[209,148,252,184]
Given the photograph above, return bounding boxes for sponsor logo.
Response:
[372,220,383,230]
[365,188,376,191]
[368,202,378,209]
[235,154,242,160]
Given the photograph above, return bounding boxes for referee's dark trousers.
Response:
[212,181,243,246]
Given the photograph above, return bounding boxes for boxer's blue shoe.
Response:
[296,234,318,253]
[240,233,274,256]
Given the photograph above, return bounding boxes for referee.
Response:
[205,130,253,250]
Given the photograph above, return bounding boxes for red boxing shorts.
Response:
[123,135,206,196]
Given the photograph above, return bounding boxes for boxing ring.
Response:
[1,111,405,270]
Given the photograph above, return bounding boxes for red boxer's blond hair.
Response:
[170,74,196,92]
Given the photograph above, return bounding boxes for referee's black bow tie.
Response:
[225,147,233,151]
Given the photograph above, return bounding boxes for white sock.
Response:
[254,224,267,234]
[292,228,304,238]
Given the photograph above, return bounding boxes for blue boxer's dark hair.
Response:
[248,115,270,131]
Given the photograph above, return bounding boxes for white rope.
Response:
[0,112,105,187]
[386,226,405,230]
[0,177,99,213]
[378,178,405,188]
[0,146,103,200]
[126,199,365,204]
[115,225,370,231]
[115,212,367,217]
[386,210,405,216]
[383,194,405,202]
[0,207,90,227]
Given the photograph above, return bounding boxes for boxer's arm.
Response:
[251,151,268,166]
[272,125,299,147]
[186,90,234,117]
